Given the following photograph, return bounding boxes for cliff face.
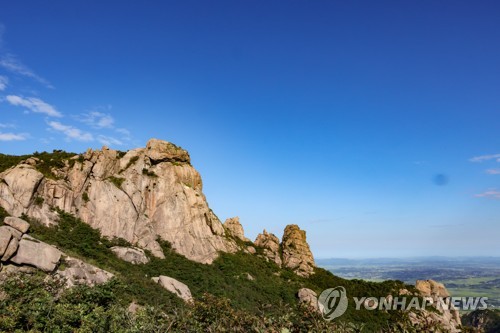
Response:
[0,139,238,263]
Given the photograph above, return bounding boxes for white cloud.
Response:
[485,169,500,175]
[474,190,500,200]
[0,53,53,89]
[0,75,7,90]
[0,123,15,128]
[469,154,500,163]
[0,132,27,141]
[77,111,114,129]
[48,121,93,141]
[6,95,62,117]
[116,128,130,136]
[97,135,123,146]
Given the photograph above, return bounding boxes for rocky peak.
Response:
[281,224,315,277]
[415,279,450,298]
[0,139,238,264]
[413,279,461,332]
[254,229,282,267]
[145,138,190,164]
[223,217,250,242]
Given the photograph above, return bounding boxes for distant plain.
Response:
[317,257,500,309]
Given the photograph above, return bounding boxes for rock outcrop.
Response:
[111,246,149,264]
[462,309,500,333]
[297,288,322,313]
[4,217,30,233]
[0,217,113,288]
[254,230,282,267]
[412,279,462,333]
[152,275,193,304]
[56,256,114,287]
[281,224,315,277]
[11,235,62,272]
[223,217,250,242]
[0,139,239,264]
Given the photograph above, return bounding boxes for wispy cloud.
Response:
[47,121,93,141]
[0,131,27,141]
[77,110,114,129]
[97,135,123,146]
[0,53,53,89]
[469,154,500,163]
[474,190,500,200]
[0,123,15,128]
[0,75,7,91]
[485,169,500,175]
[115,128,130,136]
[6,95,62,117]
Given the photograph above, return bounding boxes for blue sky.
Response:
[1,1,499,258]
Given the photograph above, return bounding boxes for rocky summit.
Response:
[0,139,240,264]
[281,224,315,277]
[0,139,315,273]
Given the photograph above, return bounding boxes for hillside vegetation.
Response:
[0,207,421,332]
[0,150,441,332]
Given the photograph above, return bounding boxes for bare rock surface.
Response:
[281,224,315,277]
[223,217,250,242]
[152,275,193,304]
[254,230,282,267]
[4,217,30,233]
[415,279,450,298]
[297,288,322,313]
[1,237,19,261]
[11,235,61,272]
[111,246,149,264]
[0,227,13,257]
[56,256,114,287]
[413,279,462,332]
[0,138,238,264]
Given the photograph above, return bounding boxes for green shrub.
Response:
[108,176,125,188]
[0,205,9,223]
[120,156,139,174]
[0,150,77,179]
[142,168,158,177]
[82,192,90,203]
[34,196,44,207]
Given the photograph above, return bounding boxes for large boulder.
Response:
[1,237,19,261]
[223,217,250,242]
[152,275,193,304]
[4,217,30,233]
[111,246,149,264]
[10,235,61,272]
[0,166,44,217]
[281,224,315,277]
[297,288,322,313]
[254,230,282,267]
[56,256,114,287]
[0,226,13,257]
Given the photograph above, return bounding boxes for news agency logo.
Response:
[318,286,348,320]
[318,286,488,321]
